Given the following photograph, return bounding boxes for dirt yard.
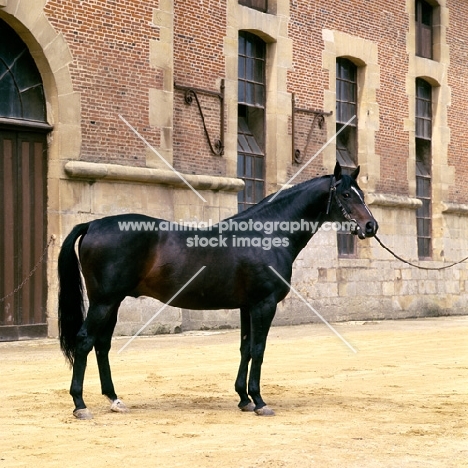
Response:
[1,317,467,467]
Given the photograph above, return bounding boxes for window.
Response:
[238,32,266,212]
[238,0,268,13]
[415,78,432,258]
[336,58,358,257]
[416,0,433,59]
[0,20,46,121]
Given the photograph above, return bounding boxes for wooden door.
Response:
[0,130,48,340]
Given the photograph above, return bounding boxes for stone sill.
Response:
[442,202,468,215]
[367,193,422,209]
[64,161,244,193]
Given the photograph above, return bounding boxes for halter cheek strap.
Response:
[325,177,357,224]
[325,176,336,215]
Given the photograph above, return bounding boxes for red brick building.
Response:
[1,0,467,339]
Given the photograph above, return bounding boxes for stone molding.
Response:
[441,202,468,215]
[367,192,422,209]
[64,161,244,193]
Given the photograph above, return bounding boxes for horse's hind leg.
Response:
[70,301,119,419]
[235,308,255,412]
[94,303,129,414]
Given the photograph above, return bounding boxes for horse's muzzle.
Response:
[365,220,378,238]
[354,220,378,239]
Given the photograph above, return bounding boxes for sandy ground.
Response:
[1,317,467,467]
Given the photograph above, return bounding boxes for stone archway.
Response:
[0,18,52,340]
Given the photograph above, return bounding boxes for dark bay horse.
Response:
[58,162,378,419]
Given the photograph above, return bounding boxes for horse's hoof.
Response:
[110,398,129,413]
[254,405,275,416]
[73,408,93,420]
[239,402,255,412]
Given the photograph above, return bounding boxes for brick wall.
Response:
[288,0,410,195]
[41,0,468,206]
[44,0,163,166]
[446,0,468,204]
[172,0,227,176]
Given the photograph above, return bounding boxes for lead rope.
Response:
[0,234,56,303]
[374,234,468,271]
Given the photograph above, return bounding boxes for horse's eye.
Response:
[343,192,350,198]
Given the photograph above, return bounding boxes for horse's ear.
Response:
[350,165,360,180]
[334,161,342,181]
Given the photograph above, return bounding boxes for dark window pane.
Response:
[246,37,254,57]
[416,196,431,218]
[237,154,244,176]
[245,155,253,177]
[245,82,254,104]
[423,120,431,139]
[246,58,254,80]
[245,179,254,203]
[344,81,355,101]
[22,87,46,121]
[337,232,356,257]
[417,217,431,236]
[254,84,264,106]
[422,198,431,217]
[238,134,248,153]
[255,180,264,202]
[418,237,431,258]
[253,39,265,59]
[416,176,431,196]
[416,79,432,101]
[422,219,430,237]
[238,81,245,103]
[416,119,424,138]
[238,56,245,79]
[254,157,263,178]
[246,134,261,154]
[238,34,245,54]
[254,60,264,82]
[0,72,21,116]
[421,0,432,25]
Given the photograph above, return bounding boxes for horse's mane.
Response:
[229,174,333,221]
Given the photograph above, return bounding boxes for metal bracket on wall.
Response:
[174,80,225,156]
[292,92,332,164]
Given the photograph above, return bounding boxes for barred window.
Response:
[336,58,358,257]
[237,32,266,212]
[415,78,432,259]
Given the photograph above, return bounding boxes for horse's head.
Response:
[326,162,378,239]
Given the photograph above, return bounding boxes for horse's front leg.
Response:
[235,308,255,412]
[248,297,277,416]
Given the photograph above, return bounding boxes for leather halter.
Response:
[325,176,357,224]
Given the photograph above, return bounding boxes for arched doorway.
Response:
[0,19,51,340]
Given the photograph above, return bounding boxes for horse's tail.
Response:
[58,222,90,367]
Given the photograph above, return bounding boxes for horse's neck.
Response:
[275,182,329,256]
